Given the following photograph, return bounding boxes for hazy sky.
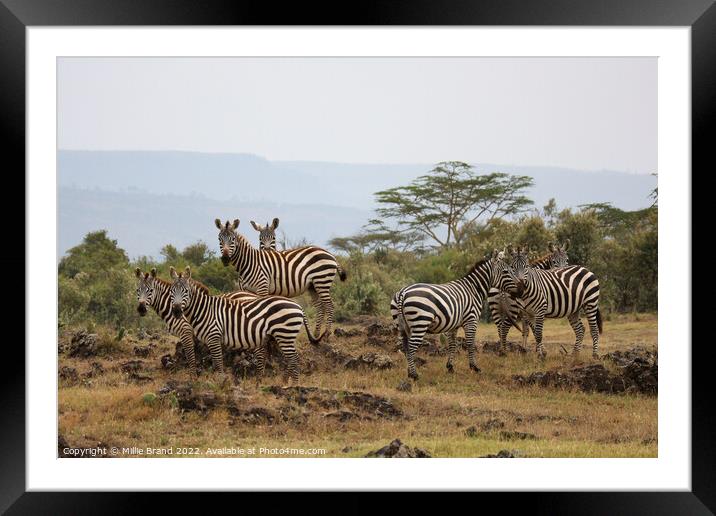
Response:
[58,57,656,174]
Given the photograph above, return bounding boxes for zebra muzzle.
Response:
[172,305,183,317]
[137,303,147,316]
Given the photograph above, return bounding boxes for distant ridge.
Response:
[58,150,656,259]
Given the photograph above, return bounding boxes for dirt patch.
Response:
[365,438,431,458]
[513,349,658,395]
[158,381,220,413]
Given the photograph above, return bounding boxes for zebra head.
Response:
[508,244,530,295]
[135,267,158,316]
[169,266,193,318]
[215,218,240,266]
[547,239,570,267]
[489,250,515,290]
[250,217,279,250]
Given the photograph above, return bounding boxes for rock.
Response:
[365,439,431,458]
[482,341,528,355]
[120,360,145,373]
[59,366,79,384]
[67,330,98,358]
[481,418,506,432]
[513,350,658,396]
[499,430,538,440]
[366,322,395,337]
[323,410,360,422]
[481,449,519,458]
[83,362,105,378]
[334,327,362,338]
[396,380,412,392]
[345,352,395,371]
[133,345,152,357]
[159,381,219,413]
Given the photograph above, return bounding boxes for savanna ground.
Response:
[58,313,657,458]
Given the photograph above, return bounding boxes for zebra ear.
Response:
[232,219,240,230]
[250,221,261,231]
[169,266,178,280]
[135,267,142,278]
[150,268,157,278]
[272,217,279,229]
[563,239,571,251]
[215,218,222,230]
[184,266,192,278]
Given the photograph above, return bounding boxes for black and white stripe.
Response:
[169,266,323,384]
[488,241,570,350]
[215,219,346,339]
[390,251,513,380]
[509,246,602,357]
[135,267,256,375]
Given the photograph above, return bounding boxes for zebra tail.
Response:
[337,263,347,282]
[302,313,325,345]
[596,308,603,334]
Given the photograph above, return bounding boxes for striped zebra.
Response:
[488,241,570,351]
[215,219,346,339]
[390,250,514,380]
[135,267,256,375]
[250,218,279,250]
[169,266,323,384]
[508,245,602,357]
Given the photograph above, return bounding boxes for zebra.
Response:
[169,266,323,384]
[250,218,279,250]
[215,218,347,340]
[135,267,256,375]
[488,241,570,351]
[508,245,602,358]
[390,250,514,380]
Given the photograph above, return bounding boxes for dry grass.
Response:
[58,313,657,458]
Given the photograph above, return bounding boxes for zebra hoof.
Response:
[408,372,419,381]
[469,364,481,373]
[446,363,454,373]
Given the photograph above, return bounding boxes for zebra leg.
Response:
[567,313,585,355]
[445,330,458,373]
[206,335,225,375]
[276,338,300,385]
[532,316,546,358]
[586,308,601,358]
[178,325,198,377]
[464,320,481,373]
[309,288,325,340]
[521,316,530,349]
[406,328,426,380]
[317,288,335,340]
[497,320,510,353]
[254,344,266,387]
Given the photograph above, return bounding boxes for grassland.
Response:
[58,313,657,458]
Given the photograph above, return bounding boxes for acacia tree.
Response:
[372,161,533,249]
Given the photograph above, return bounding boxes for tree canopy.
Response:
[372,161,533,249]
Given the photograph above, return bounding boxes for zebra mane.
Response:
[151,276,172,289]
[468,257,490,274]
[189,278,211,295]
[530,253,552,266]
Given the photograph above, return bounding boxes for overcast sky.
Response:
[58,57,656,174]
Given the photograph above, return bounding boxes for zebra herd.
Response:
[135,217,602,383]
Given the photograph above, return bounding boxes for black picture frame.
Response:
[3,0,707,512]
